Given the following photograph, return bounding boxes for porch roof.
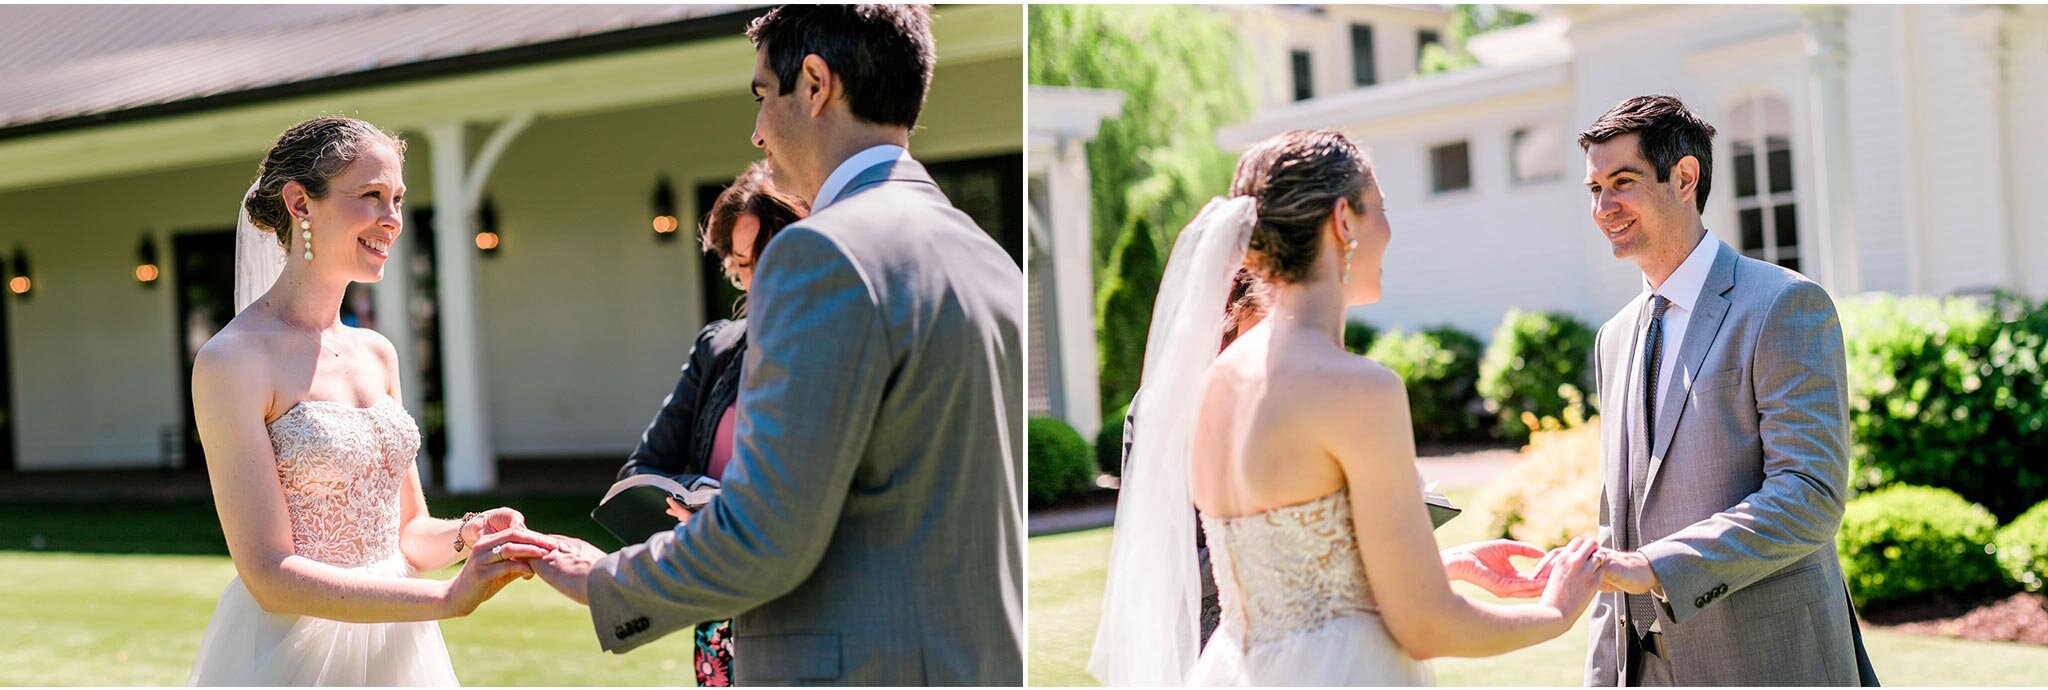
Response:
[0,4,760,139]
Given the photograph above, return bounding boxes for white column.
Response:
[1803,6,1861,296]
[1051,134,1102,438]
[370,242,427,484]
[425,121,494,493]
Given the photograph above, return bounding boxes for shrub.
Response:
[1839,293,2048,522]
[1368,326,1485,443]
[1996,501,2048,593]
[1028,417,1096,507]
[1478,309,1597,443]
[1343,317,1378,355]
[1836,485,2006,609]
[1096,403,1132,479]
[1096,212,1163,418]
[1479,410,1602,549]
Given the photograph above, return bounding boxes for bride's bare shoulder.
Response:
[192,318,279,389]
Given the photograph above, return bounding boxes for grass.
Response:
[0,495,698,686]
[1027,489,2048,686]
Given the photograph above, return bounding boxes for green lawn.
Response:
[0,495,698,686]
[1027,489,2048,686]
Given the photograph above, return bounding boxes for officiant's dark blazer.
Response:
[585,157,1025,686]
[617,318,748,481]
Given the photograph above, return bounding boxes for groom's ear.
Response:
[799,54,835,119]
[1671,155,1702,206]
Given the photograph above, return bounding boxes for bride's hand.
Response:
[1536,537,1606,628]
[461,507,529,547]
[665,497,694,525]
[443,529,555,617]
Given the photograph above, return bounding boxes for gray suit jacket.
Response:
[1585,240,1878,686]
[585,158,1025,686]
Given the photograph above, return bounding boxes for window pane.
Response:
[1418,29,1440,62]
[1733,150,1758,199]
[1291,50,1313,102]
[1739,208,1765,250]
[1351,24,1376,87]
[1766,140,1794,194]
[1779,256,1800,273]
[1431,140,1471,193]
[1772,204,1798,250]
[1511,126,1561,184]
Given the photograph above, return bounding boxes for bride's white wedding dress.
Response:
[1186,488,1432,686]
[189,397,459,686]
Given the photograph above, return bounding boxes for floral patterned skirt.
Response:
[694,619,734,686]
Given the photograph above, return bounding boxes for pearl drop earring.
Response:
[1341,234,1358,285]
[299,218,313,262]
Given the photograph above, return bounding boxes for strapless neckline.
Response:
[269,396,401,428]
[1205,488,1349,524]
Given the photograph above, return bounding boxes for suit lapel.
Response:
[1605,294,1647,534]
[1643,242,1737,499]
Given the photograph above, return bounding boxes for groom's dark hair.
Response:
[1579,94,1716,213]
[746,4,936,129]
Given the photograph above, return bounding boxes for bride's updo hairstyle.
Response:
[244,117,407,249]
[1229,129,1372,284]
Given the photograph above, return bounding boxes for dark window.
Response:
[1730,97,1800,272]
[1350,24,1377,87]
[1291,50,1314,101]
[1430,140,1472,194]
[926,153,1025,266]
[1766,137,1794,194]
[1732,141,1758,198]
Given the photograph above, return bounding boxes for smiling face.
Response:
[286,141,405,283]
[1584,133,1699,270]
[751,49,819,201]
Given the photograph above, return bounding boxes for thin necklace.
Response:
[269,302,344,359]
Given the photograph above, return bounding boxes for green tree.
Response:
[1028,5,1252,277]
[1094,212,1162,416]
[1419,5,1539,76]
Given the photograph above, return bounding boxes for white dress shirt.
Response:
[1626,230,1719,615]
[810,144,910,211]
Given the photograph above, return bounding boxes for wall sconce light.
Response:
[651,175,680,242]
[474,196,501,254]
[7,247,30,297]
[136,234,161,286]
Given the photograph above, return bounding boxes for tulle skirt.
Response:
[1187,611,1433,687]
[188,554,459,686]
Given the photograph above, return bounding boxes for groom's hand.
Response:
[529,535,608,606]
[1443,539,1550,598]
[1596,548,1661,595]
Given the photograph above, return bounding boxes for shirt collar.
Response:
[810,144,909,211]
[1642,231,1719,313]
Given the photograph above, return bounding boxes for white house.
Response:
[0,4,1024,489]
[1028,86,1123,438]
[1218,4,2048,340]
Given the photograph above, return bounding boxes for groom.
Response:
[527,5,1025,685]
[1572,95,1877,686]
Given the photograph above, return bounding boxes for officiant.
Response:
[614,160,807,687]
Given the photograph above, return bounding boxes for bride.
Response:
[188,117,558,686]
[1089,129,1606,686]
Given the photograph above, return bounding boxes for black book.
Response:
[1425,485,1462,530]
[590,473,721,545]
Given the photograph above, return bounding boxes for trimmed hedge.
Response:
[1029,417,1096,507]
[1840,293,2048,521]
[1996,501,2048,594]
[1837,485,2006,609]
[1096,403,1132,479]
[1367,326,1486,443]
[1343,317,1378,356]
[1478,309,1597,442]
[1096,213,1163,423]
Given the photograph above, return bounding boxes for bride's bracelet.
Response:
[453,511,480,553]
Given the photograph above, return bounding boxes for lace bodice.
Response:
[267,397,420,567]
[1201,489,1379,650]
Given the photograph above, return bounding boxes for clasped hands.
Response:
[446,507,610,614]
[1443,538,1658,598]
